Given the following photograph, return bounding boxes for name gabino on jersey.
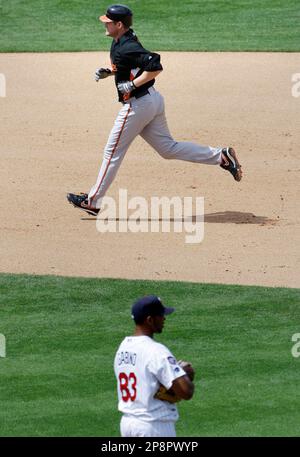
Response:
[117,351,137,366]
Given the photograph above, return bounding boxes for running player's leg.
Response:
[88,103,133,208]
[140,92,222,165]
[88,100,153,208]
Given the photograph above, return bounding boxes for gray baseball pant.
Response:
[89,87,222,208]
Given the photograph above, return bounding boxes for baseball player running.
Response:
[67,4,242,216]
[114,295,195,437]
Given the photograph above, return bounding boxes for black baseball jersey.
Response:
[110,29,163,102]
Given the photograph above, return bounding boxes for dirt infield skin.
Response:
[0,52,299,287]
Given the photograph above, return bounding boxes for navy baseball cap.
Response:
[100,4,133,23]
[131,295,175,322]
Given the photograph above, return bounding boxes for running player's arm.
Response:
[120,42,163,88]
[133,50,163,88]
[133,70,162,88]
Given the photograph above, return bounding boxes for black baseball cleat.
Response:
[220,147,242,182]
[67,193,99,216]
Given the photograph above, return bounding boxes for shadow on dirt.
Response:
[203,211,277,225]
[82,211,277,225]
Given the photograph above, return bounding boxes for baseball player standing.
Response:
[67,4,242,216]
[114,295,195,437]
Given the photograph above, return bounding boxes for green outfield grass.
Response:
[0,0,299,52]
[0,273,299,436]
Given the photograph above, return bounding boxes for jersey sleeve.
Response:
[148,346,186,391]
[133,50,163,72]
[117,41,163,72]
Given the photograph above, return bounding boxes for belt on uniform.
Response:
[134,89,150,99]
[122,87,154,104]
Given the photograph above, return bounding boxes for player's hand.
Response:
[95,68,112,82]
[178,360,195,381]
[117,80,136,94]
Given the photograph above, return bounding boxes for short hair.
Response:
[133,315,147,325]
[120,15,132,28]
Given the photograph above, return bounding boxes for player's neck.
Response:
[114,28,129,42]
[134,327,154,338]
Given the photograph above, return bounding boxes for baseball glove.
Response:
[154,360,195,403]
[154,385,182,403]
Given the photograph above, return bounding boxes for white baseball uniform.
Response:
[114,335,186,437]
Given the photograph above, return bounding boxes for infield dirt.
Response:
[0,52,299,287]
